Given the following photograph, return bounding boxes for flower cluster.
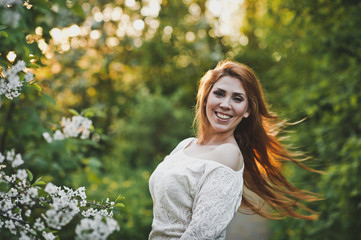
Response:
[0,149,24,167]
[0,60,34,100]
[0,0,24,28]
[0,150,120,239]
[75,215,119,240]
[43,115,92,143]
[0,0,23,7]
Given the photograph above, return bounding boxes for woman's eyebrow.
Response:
[214,87,246,96]
[233,92,246,97]
[214,87,225,92]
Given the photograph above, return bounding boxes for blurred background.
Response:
[1,0,360,239]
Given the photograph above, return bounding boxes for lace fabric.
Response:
[149,138,244,240]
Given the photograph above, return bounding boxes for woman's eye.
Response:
[213,91,224,97]
[233,97,244,102]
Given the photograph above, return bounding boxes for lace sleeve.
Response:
[180,167,244,240]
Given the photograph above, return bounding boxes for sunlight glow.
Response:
[185,31,196,42]
[207,0,221,16]
[188,3,201,16]
[140,0,162,18]
[163,26,173,35]
[125,0,136,8]
[37,39,49,53]
[206,0,246,40]
[50,28,62,42]
[103,6,113,22]
[239,35,248,46]
[133,19,145,31]
[94,11,103,22]
[68,24,80,37]
[106,37,120,47]
[35,26,43,35]
[90,30,101,40]
[111,7,123,21]
[6,51,16,62]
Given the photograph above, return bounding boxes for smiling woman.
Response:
[148,60,319,240]
[205,75,250,137]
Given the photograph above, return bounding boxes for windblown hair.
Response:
[194,60,319,220]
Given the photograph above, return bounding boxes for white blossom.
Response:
[80,200,87,207]
[0,0,24,7]
[24,71,34,83]
[61,116,92,139]
[1,198,14,211]
[2,10,21,28]
[75,215,119,240]
[0,150,119,239]
[42,132,53,143]
[53,129,64,140]
[81,208,113,218]
[0,152,5,163]
[1,60,28,99]
[6,149,15,161]
[19,231,32,240]
[44,182,58,194]
[34,218,45,231]
[5,220,16,234]
[0,78,6,95]
[43,115,92,142]
[16,169,27,180]
[4,173,16,183]
[7,187,18,197]
[12,153,24,168]
[42,197,80,229]
[19,192,33,205]
[25,209,32,217]
[42,231,56,240]
[27,187,38,198]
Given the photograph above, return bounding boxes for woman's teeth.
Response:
[216,112,231,119]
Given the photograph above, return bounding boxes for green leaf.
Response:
[0,31,8,38]
[33,177,46,187]
[115,194,125,203]
[26,169,33,182]
[27,63,40,69]
[29,83,42,92]
[115,203,125,208]
[69,109,80,116]
[33,180,46,186]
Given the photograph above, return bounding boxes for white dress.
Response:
[149,137,244,240]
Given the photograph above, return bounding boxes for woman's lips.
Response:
[215,112,232,120]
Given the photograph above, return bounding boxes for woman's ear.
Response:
[244,105,250,118]
[243,111,250,118]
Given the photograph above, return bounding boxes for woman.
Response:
[149,60,318,239]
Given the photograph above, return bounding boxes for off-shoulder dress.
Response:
[149,137,244,240]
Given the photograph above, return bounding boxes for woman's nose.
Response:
[219,98,231,109]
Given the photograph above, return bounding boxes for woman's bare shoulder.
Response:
[212,143,244,171]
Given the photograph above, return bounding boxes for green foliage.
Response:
[2,0,360,239]
[115,90,193,168]
[250,1,361,239]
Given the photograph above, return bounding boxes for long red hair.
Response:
[194,60,319,219]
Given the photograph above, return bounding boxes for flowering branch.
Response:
[0,60,34,100]
[42,115,93,143]
[0,150,123,240]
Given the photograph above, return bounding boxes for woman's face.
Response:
[205,75,249,136]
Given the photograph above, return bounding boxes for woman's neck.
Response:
[202,131,236,146]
